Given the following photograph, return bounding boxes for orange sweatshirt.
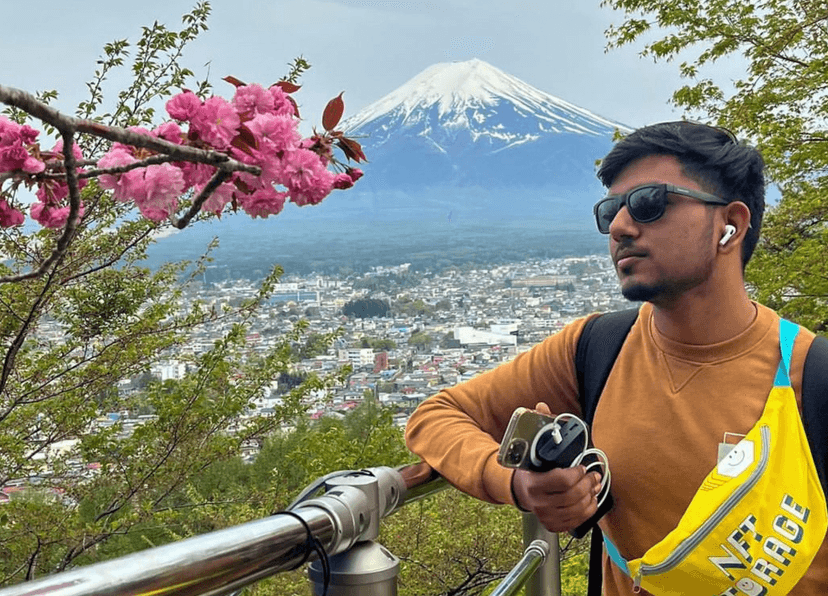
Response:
[405,302,828,595]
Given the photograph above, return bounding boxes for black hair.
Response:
[596,121,766,267]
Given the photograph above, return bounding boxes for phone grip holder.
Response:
[529,418,612,538]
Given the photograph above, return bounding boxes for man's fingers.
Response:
[537,492,599,532]
[534,402,552,416]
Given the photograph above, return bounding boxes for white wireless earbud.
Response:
[719,224,736,246]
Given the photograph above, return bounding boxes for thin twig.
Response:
[170,169,231,229]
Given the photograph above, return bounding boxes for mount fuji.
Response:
[148,60,628,275]
[325,58,629,226]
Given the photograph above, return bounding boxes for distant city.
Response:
[138,252,631,421]
[3,251,633,502]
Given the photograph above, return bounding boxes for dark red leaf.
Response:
[234,178,251,194]
[223,75,247,88]
[237,124,259,150]
[286,96,300,118]
[230,136,257,158]
[337,137,367,163]
[275,81,301,94]
[323,92,345,132]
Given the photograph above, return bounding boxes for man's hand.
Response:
[510,401,602,532]
[512,464,602,532]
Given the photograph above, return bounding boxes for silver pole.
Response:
[0,466,419,596]
[522,514,561,596]
[489,539,549,596]
[0,508,336,596]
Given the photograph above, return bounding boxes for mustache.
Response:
[613,239,648,263]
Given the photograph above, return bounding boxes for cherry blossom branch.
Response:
[0,85,261,176]
[0,131,83,284]
[0,80,367,284]
[0,85,260,284]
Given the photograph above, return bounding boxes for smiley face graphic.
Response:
[736,577,767,596]
[717,440,755,478]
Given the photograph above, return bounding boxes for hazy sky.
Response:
[0,0,739,133]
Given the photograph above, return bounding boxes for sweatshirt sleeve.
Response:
[404,315,594,506]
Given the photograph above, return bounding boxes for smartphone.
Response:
[498,406,613,538]
[497,407,555,469]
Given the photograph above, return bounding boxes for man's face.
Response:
[606,154,720,306]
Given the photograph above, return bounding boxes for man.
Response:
[404,121,828,595]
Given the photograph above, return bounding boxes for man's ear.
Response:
[720,201,751,246]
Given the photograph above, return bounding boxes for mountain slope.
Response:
[319,59,630,227]
[147,60,624,273]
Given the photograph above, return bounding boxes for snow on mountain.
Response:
[148,60,624,274]
[343,58,627,155]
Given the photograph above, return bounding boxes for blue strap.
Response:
[774,319,799,387]
[603,534,630,576]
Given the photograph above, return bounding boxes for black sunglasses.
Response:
[593,183,729,234]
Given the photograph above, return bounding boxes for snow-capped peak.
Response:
[343,58,625,137]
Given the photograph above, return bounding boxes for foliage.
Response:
[0,3,355,584]
[342,297,392,318]
[395,295,435,317]
[602,0,828,331]
[295,329,340,360]
[409,330,434,351]
[360,336,397,351]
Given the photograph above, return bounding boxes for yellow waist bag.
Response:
[605,319,828,595]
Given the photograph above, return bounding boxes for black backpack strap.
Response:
[575,308,638,596]
[802,334,828,498]
[576,308,639,426]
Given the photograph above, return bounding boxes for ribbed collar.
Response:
[643,301,777,364]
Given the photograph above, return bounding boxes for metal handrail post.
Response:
[522,514,561,596]
[489,539,549,596]
[0,463,450,596]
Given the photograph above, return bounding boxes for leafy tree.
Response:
[602,0,828,331]
[360,336,397,351]
[342,297,391,318]
[0,4,357,584]
[409,330,434,351]
[395,295,435,317]
[295,329,339,360]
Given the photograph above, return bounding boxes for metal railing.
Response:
[0,462,561,596]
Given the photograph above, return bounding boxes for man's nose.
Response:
[608,206,639,240]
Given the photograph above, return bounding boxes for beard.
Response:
[621,283,665,303]
[619,264,712,306]
[617,259,715,306]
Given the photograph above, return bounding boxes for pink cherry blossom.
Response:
[269,86,296,117]
[0,117,39,146]
[189,97,240,150]
[232,84,275,118]
[199,180,235,215]
[180,161,215,189]
[30,200,84,229]
[34,140,88,205]
[0,198,25,227]
[237,187,287,218]
[333,173,354,190]
[0,142,45,174]
[97,148,138,197]
[132,163,185,221]
[280,148,335,206]
[153,122,184,144]
[166,91,202,122]
[247,113,301,155]
[36,179,70,204]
